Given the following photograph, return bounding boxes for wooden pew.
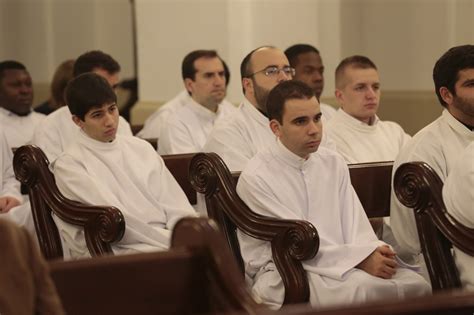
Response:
[13,145,125,260]
[227,290,474,315]
[189,153,394,305]
[394,161,474,291]
[162,153,198,205]
[190,152,319,305]
[12,146,196,259]
[50,217,262,315]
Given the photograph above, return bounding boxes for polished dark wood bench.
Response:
[227,290,474,315]
[13,145,124,260]
[190,152,319,305]
[394,161,474,291]
[162,153,198,205]
[49,217,262,315]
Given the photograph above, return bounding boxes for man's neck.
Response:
[0,106,31,117]
[193,97,218,113]
[447,106,474,130]
[245,95,267,118]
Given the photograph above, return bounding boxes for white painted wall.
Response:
[1,0,473,105]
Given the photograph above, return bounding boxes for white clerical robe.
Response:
[391,109,474,280]
[237,140,430,308]
[319,102,337,122]
[0,126,36,235]
[51,131,197,258]
[325,109,411,257]
[138,90,235,139]
[0,127,21,202]
[204,99,336,172]
[442,142,474,291]
[0,107,45,149]
[33,106,133,162]
[325,109,411,164]
[158,96,237,155]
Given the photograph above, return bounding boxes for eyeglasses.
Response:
[246,66,295,78]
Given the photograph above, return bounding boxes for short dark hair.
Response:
[285,44,320,68]
[181,50,220,81]
[65,72,117,121]
[0,60,27,80]
[240,45,276,93]
[335,55,377,88]
[73,50,120,77]
[51,59,75,108]
[433,45,474,107]
[266,80,315,124]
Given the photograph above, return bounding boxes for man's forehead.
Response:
[87,102,116,113]
[251,48,289,69]
[2,69,31,80]
[283,97,319,116]
[456,68,474,83]
[194,57,224,72]
[296,51,323,67]
[345,67,379,84]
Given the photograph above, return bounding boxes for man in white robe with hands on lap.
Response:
[237,80,430,309]
[51,73,196,259]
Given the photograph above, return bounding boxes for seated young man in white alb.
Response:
[237,80,431,309]
[157,50,236,155]
[390,45,474,281]
[325,55,411,259]
[33,50,132,163]
[51,73,196,258]
[285,43,337,122]
[138,58,234,140]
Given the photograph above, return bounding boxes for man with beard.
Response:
[0,61,45,149]
[391,45,474,282]
[285,44,337,122]
[157,50,237,154]
[203,46,293,171]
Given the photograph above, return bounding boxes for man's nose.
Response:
[278,69,291,82]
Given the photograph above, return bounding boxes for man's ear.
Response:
[334,89,344,105]
[439,87,454,106]
[72,115,84,128]
[184,78,194,95]
[242,78,253,95]
[269,119,281,137]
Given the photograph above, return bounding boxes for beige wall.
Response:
[3,0,473,133]
[0,0,134,106]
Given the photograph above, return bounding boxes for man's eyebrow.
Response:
[461,78,474,86]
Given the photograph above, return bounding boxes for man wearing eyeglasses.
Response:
[204,46,293,171]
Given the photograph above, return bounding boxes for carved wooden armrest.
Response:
[189,152,319,304]
[394,161,474,289]
[13,145,125,259]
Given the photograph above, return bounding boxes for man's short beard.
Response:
[453,94,474,117]
[252,78,270,113]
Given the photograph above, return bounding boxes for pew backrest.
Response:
[49,217,261,315]
[190,152,319,305]
[162,153,198,205]
[394,161,474,290]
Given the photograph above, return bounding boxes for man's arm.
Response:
[356,245,398,279]
[0,197,21,213]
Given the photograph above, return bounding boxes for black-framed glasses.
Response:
[246,66,295,78]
